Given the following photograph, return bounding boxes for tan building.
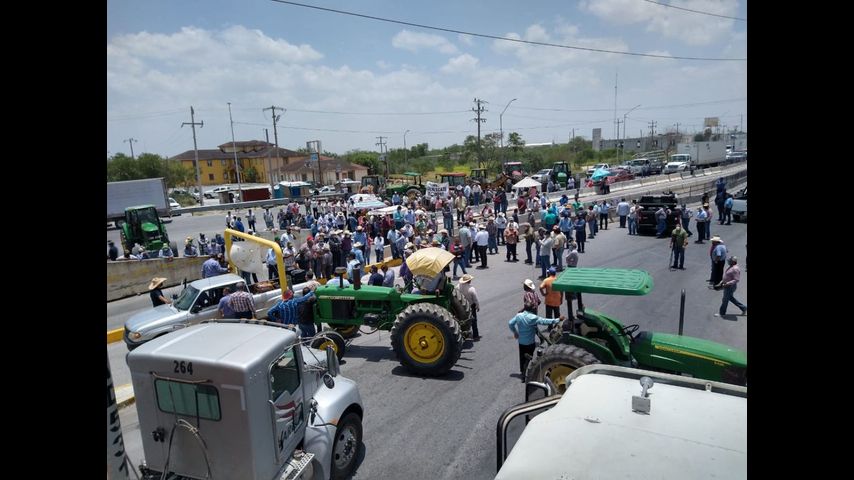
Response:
[279,155,368,185]
[171,141,368,187]
[171,141,300,186]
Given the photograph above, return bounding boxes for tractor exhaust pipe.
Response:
[678,289,686,335]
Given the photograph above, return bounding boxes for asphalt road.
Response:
[112,203,748,479]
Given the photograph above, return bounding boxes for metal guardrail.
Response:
[174,197,294,215]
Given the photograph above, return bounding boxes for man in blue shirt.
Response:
[722,194,734,225]
[267,289,315,326]
[509,309,563,382]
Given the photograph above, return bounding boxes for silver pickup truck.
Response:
[124,273,306,350]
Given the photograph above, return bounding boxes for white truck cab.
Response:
[496,365,747,480]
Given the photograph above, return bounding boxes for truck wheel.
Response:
[390,303,462,376]
[449,286,472,333]
[330,412,362,480]
[331,324,360,338]
[169,241,179,257]
[311,330,346,361]
[525,343,600,394]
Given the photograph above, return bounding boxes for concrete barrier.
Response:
[106,257,207,301]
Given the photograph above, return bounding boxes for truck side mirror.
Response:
[171,293,178,300]
[191,304,202,314]
[326,345,340,378]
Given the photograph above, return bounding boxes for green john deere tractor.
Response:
[118,205,177,256]
[550,162,571,189]
[526,268,747,392]
[312,248,472,376]
[385,172,426,199]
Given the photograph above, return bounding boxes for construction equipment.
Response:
[436,172,467,188]
[359,175,386,195]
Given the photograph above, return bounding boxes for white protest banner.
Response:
[425,181,450,198]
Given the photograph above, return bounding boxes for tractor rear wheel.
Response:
[311,330,347,361]
[331,324,360,339]
[525,343,600,394]
[406,188,421,199]
[169,241,179,257]
[449,286,472,333]
[390,303,462,376]
[119,231,131,255]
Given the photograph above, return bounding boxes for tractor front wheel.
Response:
[390,303,462,376]
[525,344,600,394]
[331,324,360,339]
[311,330,347,361]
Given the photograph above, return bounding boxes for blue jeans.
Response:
[628,217,637,235]
[453,257,467,276]
[705,221,711,239]
[656,218,666,236]
[473,193,480,206]
[554,247,564,269]
[463,245,472,267]
[299,322,317,338]
[488,235,497,253]
[539,255,550,278]
[671,246,685,268]
[720,285,746,315]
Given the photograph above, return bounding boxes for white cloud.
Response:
[392,29,458,54]
[458,33,474,46]
[440,54,479,74]
[376,60,392,70]
[579,0,740,46]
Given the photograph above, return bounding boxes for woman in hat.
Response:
[148,277,171,307]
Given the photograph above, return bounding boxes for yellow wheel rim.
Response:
[403,321,445,364]
[546,365,575,394]
[334,325,359,336]
[317,339,339,354]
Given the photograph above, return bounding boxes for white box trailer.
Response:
[107,177,170,225]
[673,140,727,168]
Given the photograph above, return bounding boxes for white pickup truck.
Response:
[731,187,747,222]
[124,274,307,350]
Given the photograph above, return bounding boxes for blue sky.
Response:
[107,0,747,157]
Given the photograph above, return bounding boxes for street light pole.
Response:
[620,104,641,164]
[403,129,410,166]
[228,102,243,198]
[500,98,517,166]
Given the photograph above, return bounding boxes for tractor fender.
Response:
[563,334,620,365]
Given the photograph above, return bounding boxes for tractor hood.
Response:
[632,331,747,385]
[140,221,160,234]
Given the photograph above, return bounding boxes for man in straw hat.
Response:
[458,274,481,341]
[148,277,171,308]
[709,236,727,286]
[522,278,541,314]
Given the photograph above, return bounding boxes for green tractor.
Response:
[469,168,488,185]
[526,268,747,392]
[360,175,386,195]
[550,162,572,189]
[312,248,472,376]
[385,171,426,199]
[118,205,177,256]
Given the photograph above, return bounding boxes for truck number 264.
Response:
[173,361,194,375]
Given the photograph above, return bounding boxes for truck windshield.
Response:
[173,285,199,311]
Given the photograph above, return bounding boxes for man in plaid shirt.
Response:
[227,283,256,319]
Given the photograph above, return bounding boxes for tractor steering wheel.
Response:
[619,324,639,339]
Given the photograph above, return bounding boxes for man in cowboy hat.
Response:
[474,224,489,268]
[509,303,563,382]
[148,277,171,307]
[709,236,727,286]
[183,237,199,258]
[107,240,118,261]
[522,278,541,314]
[458,274,481,340]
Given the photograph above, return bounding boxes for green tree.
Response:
[243,165,259,183]
[342,150,380,174]
[106,153,140,181]
[507,132,525,155]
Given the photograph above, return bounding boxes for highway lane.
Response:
[114,206,748,479]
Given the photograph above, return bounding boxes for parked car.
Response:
[732,187,747,222]
[531,169,553,183]
[624,158,652,176]
[591,167,634,186]
[586,163,610,177]
[663,161,688,174]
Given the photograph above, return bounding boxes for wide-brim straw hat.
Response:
[148,277,167,290]
[523,279,535,290]
[459,274,474,284]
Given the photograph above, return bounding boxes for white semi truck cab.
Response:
[128,320,363,480]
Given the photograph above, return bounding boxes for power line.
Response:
[287,108,470,116]
[515,97,746,113]
[269,0,746,61]
[641,0,747,22]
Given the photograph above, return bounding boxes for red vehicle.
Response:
[592,167,635,186]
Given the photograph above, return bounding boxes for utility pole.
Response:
[375,136,388,177]
[124,138,137,160]
[181,106,204,205]
[648,121,657,149]
[403,130,410,167]
[263,105,284,189]
[264,128,273,186]
[613,72,618,139]
[471,98,487,169]
[227,102,243,197]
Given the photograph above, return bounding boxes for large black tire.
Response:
[330,412,362,480]
[311,330,347,361]
[525,344,600,394]
[448,286,472,333]
[119,230,131,256]
[169,241,179,257]
[390,303,462,376]
[331,324,360,339]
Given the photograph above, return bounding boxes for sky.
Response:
[106,0,747,158]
